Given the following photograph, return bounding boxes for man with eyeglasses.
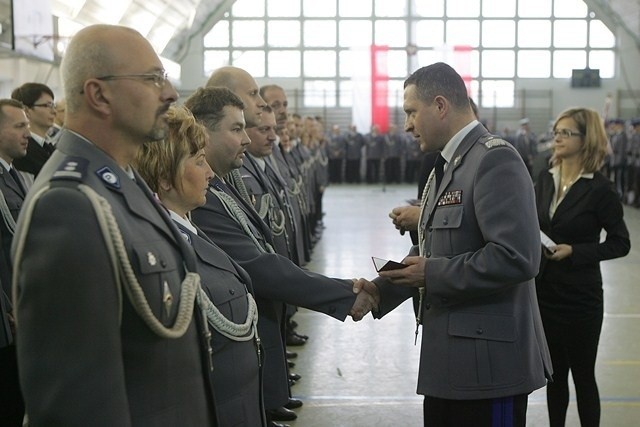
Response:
[10,82,56,183]
[46,98,66,140]
[12,24,219,425]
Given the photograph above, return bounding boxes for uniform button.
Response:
[428,226,433,232]
[442,217,448,225]
[160,260,167,268]
[426,251,431,257]
[425,303,431,310]
[476,328,484,335]
[229,289,236,295]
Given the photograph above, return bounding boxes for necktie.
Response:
[434,153,446,192]
[9,167,26,196]
[44,141,55,154]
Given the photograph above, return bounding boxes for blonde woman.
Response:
[535,107,630,427]
[135,106,264,426]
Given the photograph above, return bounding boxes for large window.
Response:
[203,0,616,108]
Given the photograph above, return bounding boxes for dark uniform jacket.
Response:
[192,176,357,409]
[175,221,265,426]
[12,130,217,426]
[374,124,553,400]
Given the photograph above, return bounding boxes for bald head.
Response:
[206,66,266,128]
[62,25,144,114]
[59,24,178,164]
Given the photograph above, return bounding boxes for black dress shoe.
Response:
[286,333,306,346]
[289,378,296,387]
[293,330,309,340]
[286,350,298,359]
[284,397,303,409]
[287,360,295,368]
[268,406,297,421]
[289,372,301,382]
[267,422,289,427]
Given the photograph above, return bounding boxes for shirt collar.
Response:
[440,120,479,164]
[548,165,595,181]
[30,132,46,146]
[252,156,267,171]
[169,210,197,234]
[0,158,11,172]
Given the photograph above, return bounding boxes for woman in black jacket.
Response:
[535,107,631,427]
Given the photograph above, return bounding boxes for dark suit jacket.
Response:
[375,124,552,400]
[12,130,217,426]
[535,170,630,316]
[0,224,12,348]
[191,176,357,408]
[0,166,25,300]
[175,221,265,427]
[13,136,54,177]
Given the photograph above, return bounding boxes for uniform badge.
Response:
[147,251,157,266]
[453,155,462,167]
[437,190,463,206]
[178,229,192,244]
[484,138,508,148]
[163,281,173,318]
[96,166,121,189]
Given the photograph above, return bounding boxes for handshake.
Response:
[349,278,380,321]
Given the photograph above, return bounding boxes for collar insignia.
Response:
[96,166,120,189]
[178,229,192,244]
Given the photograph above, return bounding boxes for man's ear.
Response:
[433,96,448,116]
[83,79,112,116]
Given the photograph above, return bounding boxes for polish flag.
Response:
[352,45,389,134]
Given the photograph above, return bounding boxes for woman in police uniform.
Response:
[135,106,264,427]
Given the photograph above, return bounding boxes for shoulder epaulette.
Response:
[480,135,509,149]
[50,156,88,182]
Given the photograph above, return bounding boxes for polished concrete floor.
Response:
[286,183,640,427]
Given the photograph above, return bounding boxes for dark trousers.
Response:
[384,157,401,183]
[0,345,24,426]
[366,159,380,183]
[541,309,603,427]
[424,394,528,427]
[328,159,343,183]
[345,159,360,183]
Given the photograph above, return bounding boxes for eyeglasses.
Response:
[553,129,583,139]
[96,71,169,89]
[32,102,56,109]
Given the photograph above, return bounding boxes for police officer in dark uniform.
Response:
[12,25,218,425]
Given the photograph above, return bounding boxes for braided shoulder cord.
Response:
[196,288,259,341]
[414,168,436,345]
[226,169,252,205]
[0,191,16,235]
[255,192,271,220]
[13,184,199,339]
[209,187,275,254]
[76,184,199,338]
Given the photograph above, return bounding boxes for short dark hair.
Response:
[259,84,283,99]
[0,99,26,125]
[183,86,245,131]
[404,62,469,110]
[11,82,55,107]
